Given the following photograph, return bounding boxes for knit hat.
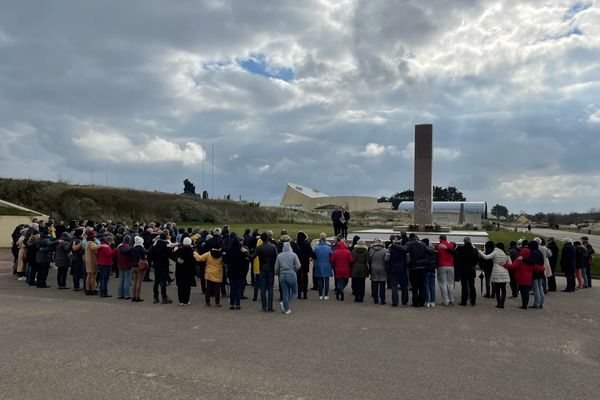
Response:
[134,236,144,246]
[86,230,96,239]
[357,239,365,246]
[563,238,572,243]
[533,237,542,244]
[183,237,192,246]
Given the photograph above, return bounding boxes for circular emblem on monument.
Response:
[416,198,429,212]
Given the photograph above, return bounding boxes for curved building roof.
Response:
[286,183,330,198]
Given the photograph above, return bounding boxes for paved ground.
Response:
[531,228,600,250]
[1,249,599,400]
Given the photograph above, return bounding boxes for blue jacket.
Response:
[314,242,333,277]
[31,236,56,264]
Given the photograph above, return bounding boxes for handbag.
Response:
[138,258,149,270]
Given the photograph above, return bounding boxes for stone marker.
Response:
[414,124,433,226]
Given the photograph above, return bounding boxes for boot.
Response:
[162,297,173,304]
[153,296,159,304]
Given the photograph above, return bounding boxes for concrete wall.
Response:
[280,186,380,212]
[0,216,36,247]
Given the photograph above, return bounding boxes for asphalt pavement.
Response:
[1,252,599,400]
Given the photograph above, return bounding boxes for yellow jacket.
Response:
[194,251,223,283]
[252,239,262,275]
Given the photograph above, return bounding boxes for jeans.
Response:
[279,273,298,312]
[424,271,436,303]
[253,273,260,300]
[519,285,530,308]
[99,266,111,296]
[336,278,349,299]
[351,277,366,302]
[581,267,589,288]
[371,281,385,304]
[493,282,506,307]
[260,271,274,311]
[57,267,69,288]
[586,264,592,288]
[389,270,408,306]
[437,267,454,304]
[229,278,243,307]
[117,269,132,298]
[532,278,544,306]
[317,277,330,297]
[153,268,168,299]
[26,263,33,284]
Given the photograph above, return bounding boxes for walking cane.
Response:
[479,271,484,297]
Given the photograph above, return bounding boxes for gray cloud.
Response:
[1,0,599,214]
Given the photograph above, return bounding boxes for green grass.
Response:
[0,205,40,216]
[488,230,599,276]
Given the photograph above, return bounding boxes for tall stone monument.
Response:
[414,124,433,226]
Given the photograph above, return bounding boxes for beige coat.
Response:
[84,240,100,273]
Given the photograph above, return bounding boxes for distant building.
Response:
[516,214,531,226]
[398,201,487,226]
[280,183,390,212]
[0,199,48,248]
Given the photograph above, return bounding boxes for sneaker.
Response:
[285,310,291,314]
[280,301,285,313]
[17,276,26,281]
[319,296,323,300]
[324,296,329,300]
[180,303,185,306]
[161,298,173,304]
[448,302,454,306]
[430,303,435,308]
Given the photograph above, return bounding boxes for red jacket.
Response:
[504,248,544,286]
[96,245,116,266]
[330,241,352,279]
[435,240,455,267]
[117,243,132,270]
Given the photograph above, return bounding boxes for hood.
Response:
[210,248,223,259]
[336,241,348,250]
[134,236,144,246]
[528,241,539,251]
[519,248,531,258]
[60,232,73,241]
[354,244,368,252]
[370,243,384,251]
[280,234,291,242]
[282,242,293,253]
[296,231,307,243]
[352,235,360,245]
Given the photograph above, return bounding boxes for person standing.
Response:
[252,233,277,311]
[480,241,495,298]
[573,241,587,289]
[405,233,432,308]
[54,232,73,289]
[504,248,545,309]
[195,243,225,307]
[30,228,56,288]
[546,237,559,292]
[435,235,455,306]
[314,235,333,300]
[341,207,350,240]
[70,229,85,291]
[129,236,148,302]
[116,236,133,299]
[560,239,576,292]
[331,207,342,237]
[455,237,479,306]
[581,236,594,288]
[330,240,352,301]
[529,240,546,308]
[386,236,409,307]
[295,232,313,300]
[224,235,251,310]
[421,238,437,308]
[96,236,116,298]
[149,233,174,304]
[351,239,369,302]
[84,230,100,295]
[173,237,197,306]
[275,242,301,314]
[368,239,388,305]
[478,242,511,308]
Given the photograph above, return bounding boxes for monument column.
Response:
[414,124,433,226]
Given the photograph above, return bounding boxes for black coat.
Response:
[455,244,479,280]
[296,240,314,273]
[173,247,197,287]
[149,240,172,271]
[224,247,251,280]
[560,243,576,273]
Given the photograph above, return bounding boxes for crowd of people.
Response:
[8,218,595,314]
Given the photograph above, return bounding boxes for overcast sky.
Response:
[1,0,599,214]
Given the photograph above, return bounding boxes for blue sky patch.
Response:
[238,54,294,82]
[564,2,592,21]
